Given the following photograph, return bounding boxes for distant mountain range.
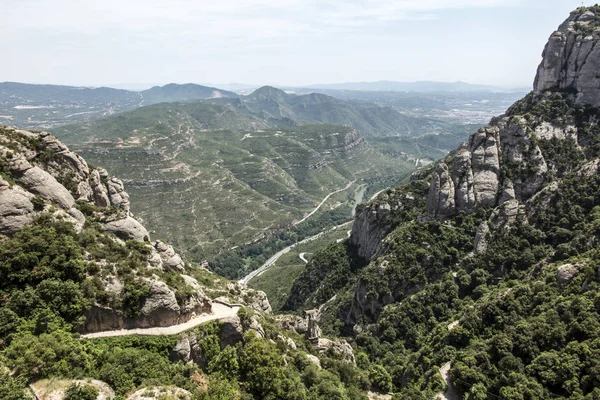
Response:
[218,85,448,136]
[304,80,529,93]
[0,81,238,104]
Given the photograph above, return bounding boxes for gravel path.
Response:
[81,302,239,339]
[437,362,459,400]
[293,181,354,226]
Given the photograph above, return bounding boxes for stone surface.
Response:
[557,263,584,284]
[219,316,245,348]
[534,8,600,108]
[127,386,192,400]
[103,216,150,242]
[275,314,309,335]
[349,191,416,261]
[154,240,185,272]
[315,338,355,363]
[0,177,36,234]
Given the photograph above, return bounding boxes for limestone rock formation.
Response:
[0,177,36,234]
[534,9,600,108]
[0,128,217,334]
[154,240,186,272]
[315,338,355,363]
[0,128,150,240]
[83,277,211,333]
[350,189,418,260]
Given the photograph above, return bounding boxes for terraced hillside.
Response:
[53,102,420,275]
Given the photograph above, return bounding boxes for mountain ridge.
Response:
[282,6,600,399]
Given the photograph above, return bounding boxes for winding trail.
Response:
[81,302,239,339]
[239,221,353,285]
[299,253,309,263]
[293,181,354,226]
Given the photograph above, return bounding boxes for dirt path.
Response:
[437,362,459,400]
[299,253,309,263]
[81,302,239,339]
[239,221,352,285]
[293,181,354,226]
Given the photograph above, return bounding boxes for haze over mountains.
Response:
[304,80,529,93]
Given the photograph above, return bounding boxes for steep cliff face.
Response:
[534,7,600,107]
[425,114,576,221]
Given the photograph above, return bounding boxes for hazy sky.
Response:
[2,0,585,88]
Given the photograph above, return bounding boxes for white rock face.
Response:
[534,9,600,108]
[107,177,131,212]
[0,177,36,234]
[154,240,185,272]
[557,263,584,284]
[20,166,76,209]
[90,169,111,207]
[426,115,564,219]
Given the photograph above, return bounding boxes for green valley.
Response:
[52,98,431,277]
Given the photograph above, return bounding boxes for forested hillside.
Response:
[285,6,600,399]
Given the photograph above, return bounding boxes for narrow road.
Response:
[239,221,353,285]
[299,253,309,263]
[239,246,294,285]
[293,181,354,226]
[437,362,459,400]
[369,189,385,201]
[81,302,240,339]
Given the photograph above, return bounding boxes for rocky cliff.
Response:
[0,127,225,333]
[301,7,600,328]
[534,7,600,107]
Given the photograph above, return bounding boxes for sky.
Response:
[1,0,586,89]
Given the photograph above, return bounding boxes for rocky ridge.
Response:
[305,6,600,328]
[534,7,600,108]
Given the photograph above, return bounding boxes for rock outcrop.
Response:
[314,338,355,363]
[0,176,36,234]
[534,8,600,108]
[1,127,216,334]
[83,277,212,333]
[0,128,145,240]
[350,189,420,261]
[557,263,584,284]
[350,202,392,260]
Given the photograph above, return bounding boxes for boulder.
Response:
[90,169,111,207]
[154,240,185,272]
[306,354,321,368]
[0,178,36,234]
[106,178,130,212]
[315,338,355,363]
[103,216,150,242]
[557,263,584,284]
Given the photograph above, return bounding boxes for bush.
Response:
[64,382,100,400]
